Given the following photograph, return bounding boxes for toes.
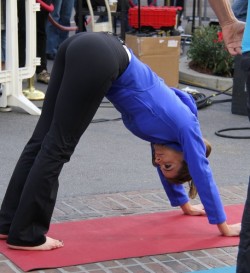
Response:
[0,234,8,240]
[46,237,64,249]
[7,236,64,251]
[52,239,64,249]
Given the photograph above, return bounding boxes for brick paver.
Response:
[0,185,246,273]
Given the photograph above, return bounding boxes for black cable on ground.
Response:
[38,101,121,123]
[91,86,250,139]
[181,84,250,138]
[215,127,250,139]
[37,85,249,137]
[91,101,121,123]
[209,99,232,104]
[91,117,121,123]
[186,85,233,109]
[179,80,233,96]
[93,86,232,123]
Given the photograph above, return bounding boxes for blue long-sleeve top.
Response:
[106,50,226,224]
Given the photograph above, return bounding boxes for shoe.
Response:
[37,70,50,84]
[46,53,56,60]
[177,25,184,34]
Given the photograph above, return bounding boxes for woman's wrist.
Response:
[217,221,241,236]
[180,202,191,214]
[217,221,230,236]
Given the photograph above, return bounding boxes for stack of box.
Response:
[126,6,181,87]
[125,34,181,87]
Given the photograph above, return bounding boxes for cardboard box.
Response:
[125,34,181,87]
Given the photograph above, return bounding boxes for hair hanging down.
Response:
[152,138,212,199]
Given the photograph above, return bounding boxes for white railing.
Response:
[86,0,113,32]
[0,0,41,115]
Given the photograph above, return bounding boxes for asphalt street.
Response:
[1,77,250,202]
[1,0,249,202]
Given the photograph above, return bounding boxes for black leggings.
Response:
[0,32,129,246]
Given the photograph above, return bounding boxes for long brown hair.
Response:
[152,138,212,199]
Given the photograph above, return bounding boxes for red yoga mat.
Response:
[0,204,243,272]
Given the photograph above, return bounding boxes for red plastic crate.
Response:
[128,6,181,29]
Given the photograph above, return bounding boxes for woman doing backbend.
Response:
[0,32,240,250]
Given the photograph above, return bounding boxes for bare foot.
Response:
[7,236,64,251]
[0,234,8,240]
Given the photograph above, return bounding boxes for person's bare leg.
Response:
[7,236,64,250]
[0,234,8,239]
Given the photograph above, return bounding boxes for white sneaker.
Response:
[177,25,184,33]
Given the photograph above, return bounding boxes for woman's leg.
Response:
[6,32,127,249]
[0,34,80,238]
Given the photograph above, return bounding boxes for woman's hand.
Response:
[180,202,206,216]
[217,222,241,236]
[181,203,241,236]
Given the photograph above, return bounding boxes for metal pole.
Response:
[203,0,209,21]
[198,0,202,26]
[138,0,141,33]
[192,0,196,34]
[78,0,83,32]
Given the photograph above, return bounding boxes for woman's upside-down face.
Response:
[153,144,183,180]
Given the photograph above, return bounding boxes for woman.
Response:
[0,32,240,251]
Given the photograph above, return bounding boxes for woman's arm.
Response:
[179,120,240,235]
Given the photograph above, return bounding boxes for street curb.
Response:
[179,56,233,92]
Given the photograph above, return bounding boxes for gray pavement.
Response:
[0,1,250,272]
